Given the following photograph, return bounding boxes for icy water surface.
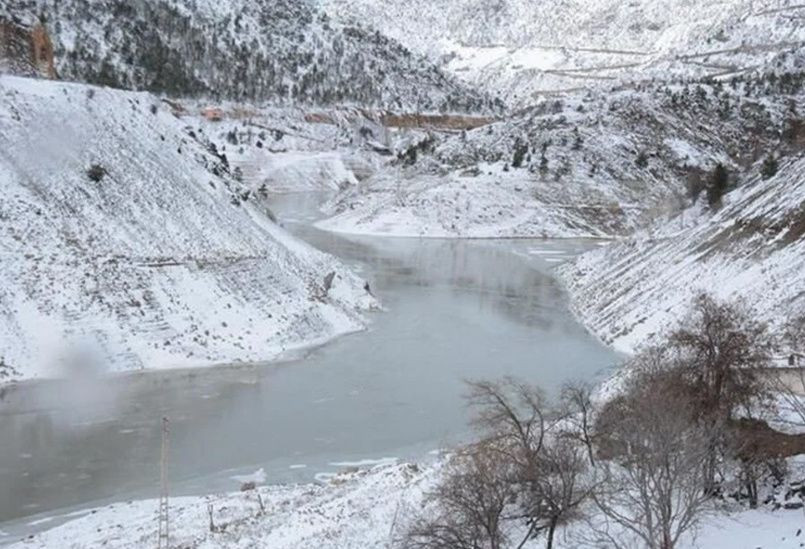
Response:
[0,192,618,540]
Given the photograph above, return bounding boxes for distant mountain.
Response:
[322,0,805,105]
[1,0,498,112]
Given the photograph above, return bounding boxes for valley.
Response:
[0,0,804,547]
[0,193,616,543]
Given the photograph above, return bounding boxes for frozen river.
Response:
[0,192,618,541]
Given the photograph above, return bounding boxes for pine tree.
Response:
[760,155,778,179]
[512,139,528,169]
[707,163,729,208]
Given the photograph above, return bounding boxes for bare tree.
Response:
[404,379,594,549]
[466,378,555,548]
[522,437,596,549]
[669,293,772,421]
[402,442,516,549]
[466,378,548,465]
[668,293,773,493]
[559,381,597,467]
[592,367,715,549]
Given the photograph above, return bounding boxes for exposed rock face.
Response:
[0,19,55,78]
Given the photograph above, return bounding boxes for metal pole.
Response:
[158,417,170,548]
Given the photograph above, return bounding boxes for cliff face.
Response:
[29,22,55,77]
[0,19,56,78]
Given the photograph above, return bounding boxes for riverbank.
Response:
[5,459,804,549]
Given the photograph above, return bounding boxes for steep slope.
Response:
[558,152,805,353]
[319,72,802,237]
[0,75,375,383]
[322,0,805,105]
[1,0,497,112]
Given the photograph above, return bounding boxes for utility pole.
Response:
[158,417,170,549]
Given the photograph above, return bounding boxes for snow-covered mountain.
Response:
[322,0,805,106]
[1,0,498,112]
[318,69,803,238]
[0,75,376,383]
[559,150,805,353]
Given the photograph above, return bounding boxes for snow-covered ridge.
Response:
[323,0,805,105]
[321,0,805,106]
[0,75,376,383]
[1,0,498,112]
[558,152,805,353]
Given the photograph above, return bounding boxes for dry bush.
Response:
[403,442,517,549]
[403,379,594,549]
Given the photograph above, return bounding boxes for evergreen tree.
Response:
[707,163,729,208]
[512,139,528,169]
[760,154,778,179]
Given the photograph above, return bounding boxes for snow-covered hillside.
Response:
[559,152,805,353]
[323,0,805,105]
[319,72,801,238]
[182,105,393,193]
[0,75,376,383]
[1,0,498,112]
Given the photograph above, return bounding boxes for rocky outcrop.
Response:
[0,19,55,78]
[730,418,805,460]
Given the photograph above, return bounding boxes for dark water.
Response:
[0,192,617,541]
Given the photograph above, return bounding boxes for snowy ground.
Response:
[5,460,804,549]
[316,165,628,238]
